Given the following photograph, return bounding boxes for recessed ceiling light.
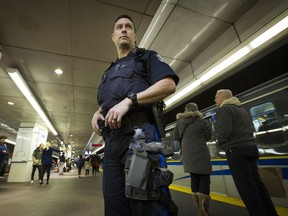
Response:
[8,101,14,105]
[55,68,63,75]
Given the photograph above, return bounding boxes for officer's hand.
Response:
[105,98,131,129]
[91,110,105,136]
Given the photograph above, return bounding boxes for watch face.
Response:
[128,93,137,105]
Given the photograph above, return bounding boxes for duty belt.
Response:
[99,110,151,135]
[122,111,151,134]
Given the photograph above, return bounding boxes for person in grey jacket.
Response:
[174,102,212,216]
[214,89,277,216]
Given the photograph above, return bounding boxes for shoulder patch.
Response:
[156,53,165,63]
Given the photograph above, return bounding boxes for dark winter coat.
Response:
[41,147,60,165]
[215,97,256,150]
[174,111,212,174]
[76,157,85,169]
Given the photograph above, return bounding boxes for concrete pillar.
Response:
[7,123,48,182]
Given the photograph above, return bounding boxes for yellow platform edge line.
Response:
[169,184,288,216]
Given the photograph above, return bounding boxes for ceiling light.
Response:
[55,68,63,75]
[165,79,201,106]
[7,68,58,135]
[250,16,288,49]
[139,0,178,48]
[199,47,251,83]
[0,121,17,133]
[7,101,14,105]
[164,13,288,109]
[5,139,16,145]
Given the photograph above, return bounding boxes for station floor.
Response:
[0,170,287,216]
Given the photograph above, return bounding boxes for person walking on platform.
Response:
[90,154,99,176]
[174,102,212,216]
[214,89,278,216]
[58,152,65,175]
[0,135,8,178]
[76,154,84,178]
[84,157,91,176]
[39,142,60,185]
[31,143,44,183]
[91,14,179,216]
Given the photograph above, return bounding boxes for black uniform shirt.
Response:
[97,49,179,114]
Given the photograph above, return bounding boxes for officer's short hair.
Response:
[114,14,136,32]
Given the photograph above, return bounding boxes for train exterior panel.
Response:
[166,73,288,208]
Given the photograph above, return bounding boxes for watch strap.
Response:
[128,93,138,105]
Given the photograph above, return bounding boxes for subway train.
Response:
[165,73,288,208]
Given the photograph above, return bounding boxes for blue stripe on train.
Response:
[167,157,288,166]
[173,168,288,182]
[168,158,288,180]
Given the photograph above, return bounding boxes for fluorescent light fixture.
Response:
[7,68,58,135]
[139,0,178,48]
[5,139,16,145]
[199,47,250,83]
[165,13,288,109]
[91,144,105,155]
[165,79,201,106]
[250,16,288,49]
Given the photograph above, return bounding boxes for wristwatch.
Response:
[127,93,138,105]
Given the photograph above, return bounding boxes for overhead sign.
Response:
[92,143,103,147]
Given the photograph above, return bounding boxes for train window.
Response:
[249,102,278,132]
[203,115,219,158]
[250,101,288,149]
[173,140,180,152]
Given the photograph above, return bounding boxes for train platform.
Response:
[0,170,287,216]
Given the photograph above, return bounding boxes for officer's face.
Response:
[112,18,137,49]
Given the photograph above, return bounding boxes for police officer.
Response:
[91,14,179,216]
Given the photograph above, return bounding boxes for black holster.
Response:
[125,128,174,201]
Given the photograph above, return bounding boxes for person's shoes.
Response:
[31,180,34,184]
[40,181,43,184]
[38,180,42,183]
[46,181,49,184]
